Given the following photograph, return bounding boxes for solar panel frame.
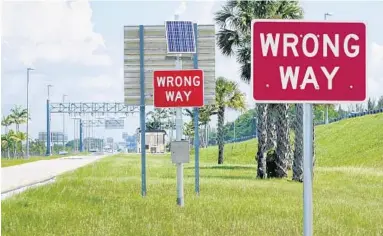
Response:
[165,20,197,54]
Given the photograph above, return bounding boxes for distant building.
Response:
[136,128,167,153]
[106,137,114,144]
[38,131,68,146]
[125,135,137,153]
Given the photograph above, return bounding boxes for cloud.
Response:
[370,42,383,75]
[1,0,111,67]
[368,42,383,99]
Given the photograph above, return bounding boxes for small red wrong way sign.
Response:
[251,20,367,103]
[153,69,204,108]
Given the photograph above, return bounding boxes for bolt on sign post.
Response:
[251,20,366,236]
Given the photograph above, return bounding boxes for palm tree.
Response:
[292,104,303,181]
[14,131,27,158]
[184,105,216,148]
[1,115,13,134]
[215,0,304,176]
[215,77,246,164]
[9,105,28,132]
[256,104,268,178]
[183,121,194,141]
[1,134,11,158]
[6,130,18,158]
[146,108,168,130]
[199,106,215,147]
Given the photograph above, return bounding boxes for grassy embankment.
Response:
[2,113,383,236]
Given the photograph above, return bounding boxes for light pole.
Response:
[320,111,325,123]
[324,12,333,20]
[62,94,68,151]
[233,120,236,141]
[26,67,34,159]
[253,117,257,137]
[71,117,80,152]
[324,12,333,125]
[46,84,53,156]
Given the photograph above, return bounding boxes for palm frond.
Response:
[216,29,240,56]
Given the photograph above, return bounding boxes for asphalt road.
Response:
[1,154,107,199]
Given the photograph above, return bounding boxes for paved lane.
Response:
[1,155,108,196]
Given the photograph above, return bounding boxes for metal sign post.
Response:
[174,14,184,207]
[303,103,314,236]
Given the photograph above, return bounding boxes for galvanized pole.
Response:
[26,68,34,158]
[79,119,83,152]
[62,95,67,151]
[174,14,185,206]
[234,120,236,141]
[324,12,332,125]
[73,119,76,152]
[193,22,200,195]
[46,84,52,156]
[139,24,147,197]
[303,103,313,236]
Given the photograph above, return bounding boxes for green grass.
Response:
[2,114,383,236]
[1,153,89,167]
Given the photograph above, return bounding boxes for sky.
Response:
[1,0,383,143]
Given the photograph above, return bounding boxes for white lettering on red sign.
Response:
[156,75,201,102]
[259,33,360,90]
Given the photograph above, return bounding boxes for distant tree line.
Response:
[1,105,33,158]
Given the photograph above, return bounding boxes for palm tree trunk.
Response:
[312,107,316,178]
[275,104,290,178]
[13,145,16,158]
[256,104,268,178]
[266,104,277,152]
[293,104,304,182]
[217,107,225,164]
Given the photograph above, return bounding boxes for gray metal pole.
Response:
[303,103,313,236]
[139,24,147,197]
[73,119,76,152]
[324,12,332,125]
[26,68,33,158]
[175,107,184,206]
[192,22,200,195]
[234,120,236,141]
[62,95,67,150]
[174,14,184,207]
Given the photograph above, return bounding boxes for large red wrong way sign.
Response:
[153,69,204,108]
[251,20,366,103]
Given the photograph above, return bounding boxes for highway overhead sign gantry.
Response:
[153,69,204,108]
[251,20,366,103]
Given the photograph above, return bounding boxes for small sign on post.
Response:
[153,69,204,108]
[171,141,190,164]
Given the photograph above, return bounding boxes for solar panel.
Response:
[165,21,196,54]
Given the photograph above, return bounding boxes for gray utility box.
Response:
[171,141,190,164]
